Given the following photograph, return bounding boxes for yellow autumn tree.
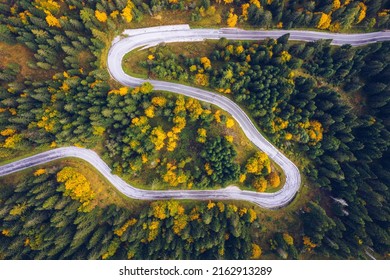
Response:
[226,118,235,128]
[280,50,292,62]
[246,152,271,175]
[121,1,134,23]
[95,10,108,22]
[200,57,212,69]
[204,163,213,175]
[239,208,248,217]
[174,96,186,114]
[357,2,367,23]
[253,177,267,192]
[197,128,207,143]
[150,126,166,151]
[151,96,167,107]
[151,201,168,220]
[93,126,105,136]
[268,171,280,188]
[45,11,61,28]
[214,110,221,123]
[144,105,155,118]
[316,12,331,30]
[283,233,294,245]
[110,10,119,19]
[250,0,261,8]
[307,120,323,144]
[34,0,60,14]
[239,173,246,183]
[303,236,317,251]
[147,220,160,242]
[162,163,187,187]
[207,200,216,209]
[10,202,27,216]
[236,45,244,55]
[114,218,137,237]
[185,98,203,120]
[167,200,185,216]
[108,87,128,96]
[2,134,22,149]
[173,214,188,235]
[248,208,257,223]
[194,73,209,86]
[172,116,186,134]
[225,135,233,143]
[34,168,46,176]
[217,202,225,213]
[0,128,16,136]
[19,11,31,24]
[227,10,238,27]
[242,3,250,20]
[141,154,148,164]
[166,131,179,151]
[332,0,341,11]
[329,22,341,32]
[56,167,95,212]
[251,243,262,259]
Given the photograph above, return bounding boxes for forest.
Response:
[134,33,390,258]
[0,0,389,259]
[0,169,261,259]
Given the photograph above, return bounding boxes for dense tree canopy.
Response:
[0,0,389,260]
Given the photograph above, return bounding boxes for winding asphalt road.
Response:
[1,26,389,209]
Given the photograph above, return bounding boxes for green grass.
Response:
[0,145,52,166]
[122,48,149,78]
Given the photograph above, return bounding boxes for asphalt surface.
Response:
[1,26,389,209]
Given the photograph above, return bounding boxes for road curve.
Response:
[2,26,389,209]
[0,147,293,208]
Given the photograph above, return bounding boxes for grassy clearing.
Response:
[0,42,57,81]
[165,40,218,59]
[129,10,192,28]
[0,145,52,166]
[122,40,218,79]
[122,48,149,78]
[77,50,95,73]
